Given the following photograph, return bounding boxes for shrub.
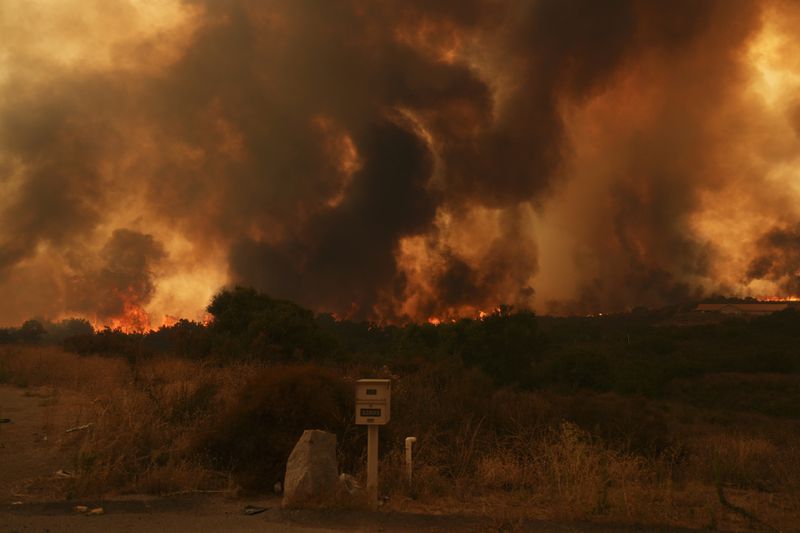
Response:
[207,287,339,361]
[195,364,354,490]
[534,422,651,519]
[446,309,542,385]
[563,392,674,456]
[0,345,129,393]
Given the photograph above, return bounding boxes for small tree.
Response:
[446,309,542,386]
[19,319,46,343]
[206,286,338,361]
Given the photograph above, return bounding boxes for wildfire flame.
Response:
[90,309,215,333]
[427,308,499,325]
[161,315,180,328]
[89,286,157,333]
[93,301,151,333]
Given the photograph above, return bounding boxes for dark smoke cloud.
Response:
[0,77,114,274]
[438,0,721,206]
[411,205,539,319]
[184,0,756,318]
[747,225,800,294]
[0,0,775,323]
[543,0,761,314]
[66,229,166,323]
[230,118,438,316]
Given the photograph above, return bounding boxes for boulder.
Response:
[282,429,338,507]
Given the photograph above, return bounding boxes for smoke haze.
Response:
[2,0,800,326]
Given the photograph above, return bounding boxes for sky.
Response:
[1,0,800,328]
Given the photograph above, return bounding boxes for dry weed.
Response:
[4,346,800,529]
[689,433,782,491]
[0,345,129,394]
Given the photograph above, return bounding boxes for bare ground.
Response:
[1,496,707,533]
[0,384,95,502]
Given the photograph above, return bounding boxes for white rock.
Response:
[282,430,338,507]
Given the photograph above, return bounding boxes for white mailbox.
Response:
[355,379,391,425]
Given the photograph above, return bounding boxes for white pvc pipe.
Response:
[405,436,417,483]
[368,425,379,509]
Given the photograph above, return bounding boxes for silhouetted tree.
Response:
[443,309,543,385]
[43,318,94,343]
[207,286,338,361]
[19,319,45,343]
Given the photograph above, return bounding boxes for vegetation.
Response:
[2,287,800,529]
[25,287,800,398]
[1,318,93,345]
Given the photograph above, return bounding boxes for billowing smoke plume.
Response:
[747,225,800,295]
[66,229,166,329]
[1,0,799,325]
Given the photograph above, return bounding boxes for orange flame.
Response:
[161,315,180,328]
[89,287,153,333]
[102,301,152,333]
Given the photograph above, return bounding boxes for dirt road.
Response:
[1,497,696,533]
[0,384,94,502]
[1,496,487,533]
[2,500,336,533]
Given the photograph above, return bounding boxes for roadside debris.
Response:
[338,473,361,494]
[66,422,93,433]
[72,505,104,515]
[0,418,11,423]
[243,505,267,515]
[55,469,76,479]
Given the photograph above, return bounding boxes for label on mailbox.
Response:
[356,378,391,425]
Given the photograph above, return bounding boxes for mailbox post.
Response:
[355,379,391,509]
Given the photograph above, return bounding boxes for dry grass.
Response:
[1,345,233,496]
[469,422,669,523]
[0,345,129,394]
[384,420,800,530]
[380,373,800,530]
[3,345,800,530]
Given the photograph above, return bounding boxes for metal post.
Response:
[367,424,379,509]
